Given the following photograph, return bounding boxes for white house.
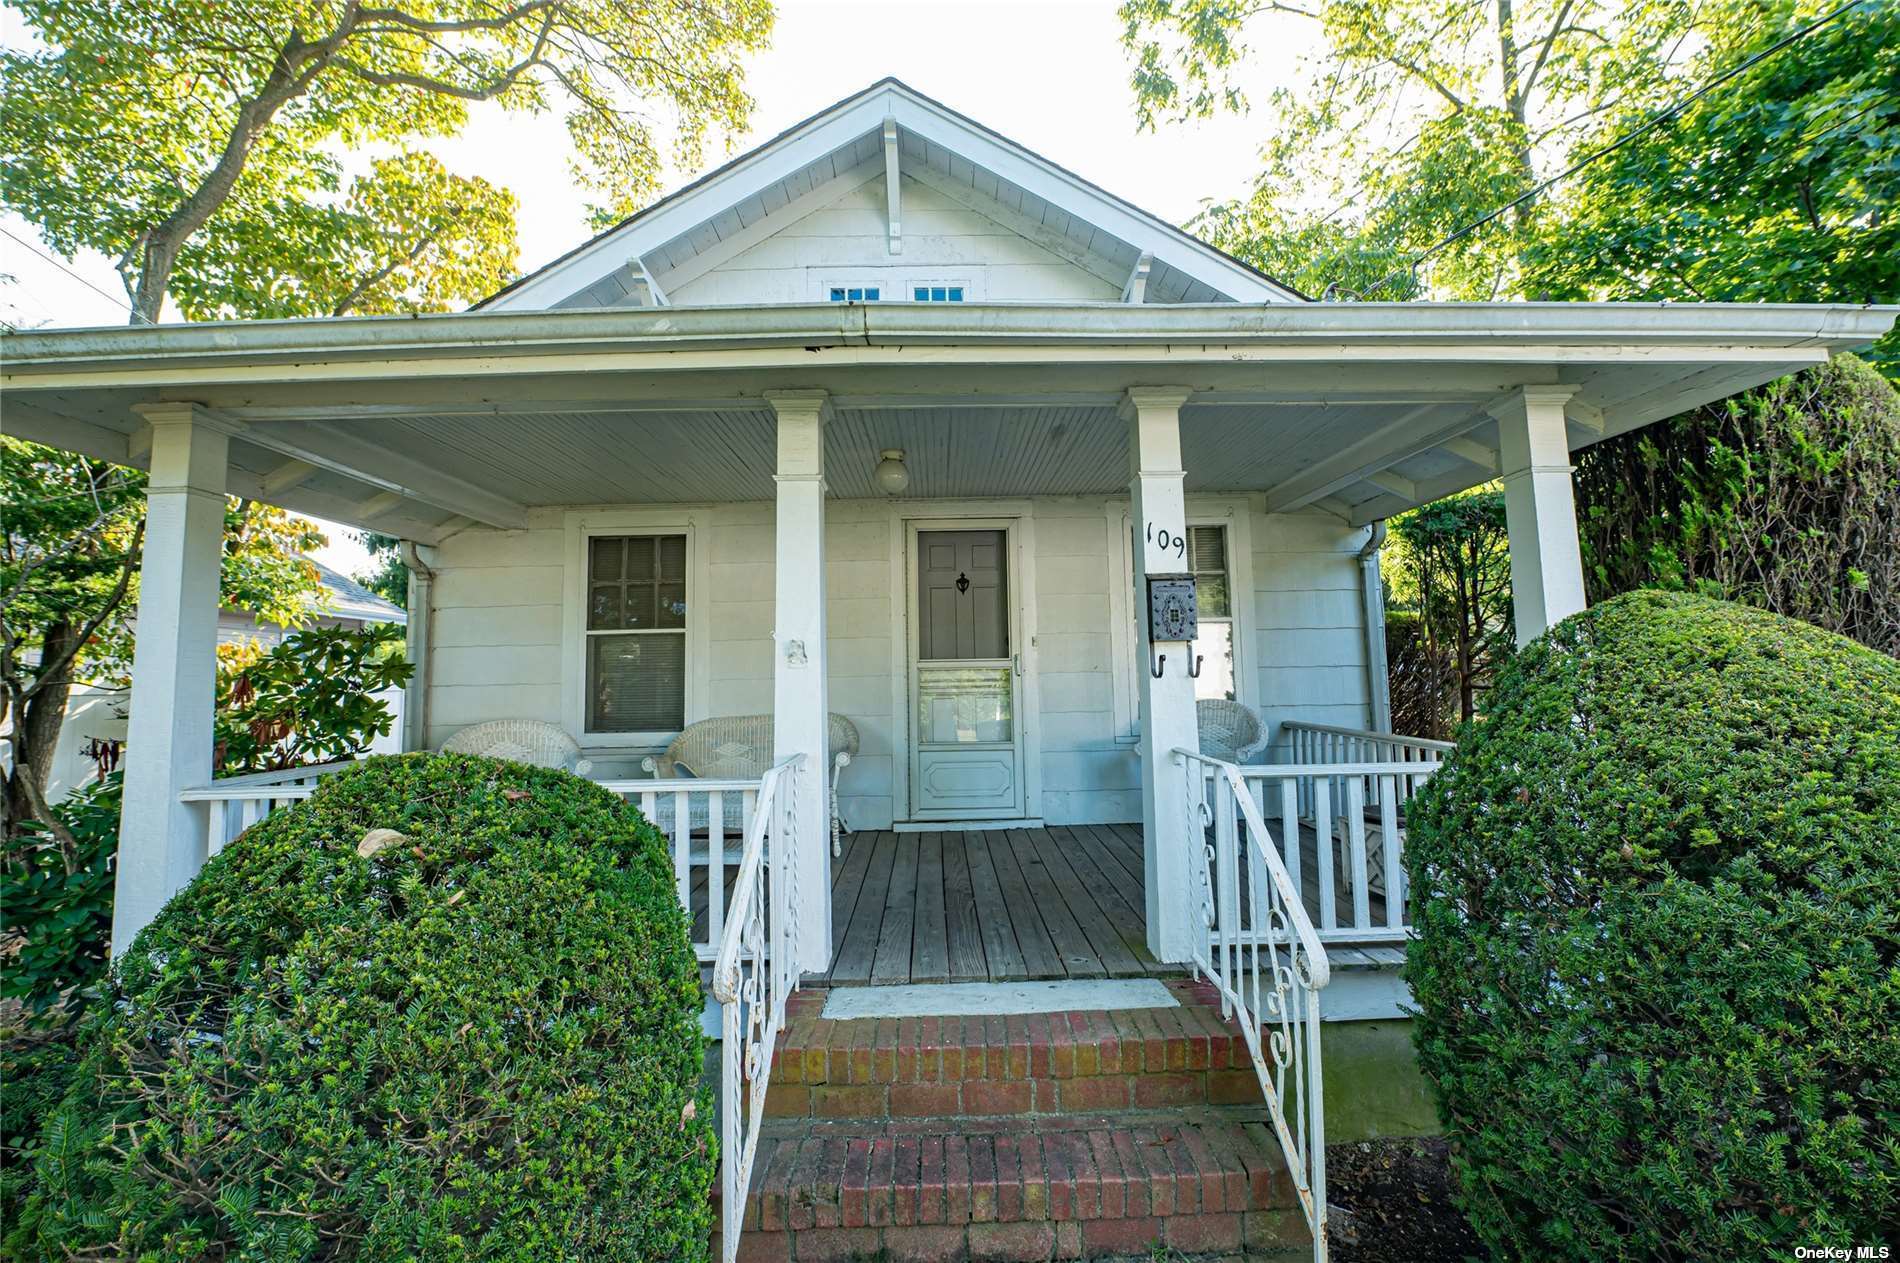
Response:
[5,79,1891,1262]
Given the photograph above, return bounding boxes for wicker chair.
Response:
[641,713,859,854]
[1196,700,1268,764]
[440,719,594,776]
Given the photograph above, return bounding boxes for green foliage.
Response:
[1576,355,1900,658]
[355,531,410,610]
[1525,1,1900,368]
[2,438,326,837]
[1120,0,1724,299]
[0,0,772,321]
[0,773,121,1015]
[1385,490,1512,732]
[1406,591,1900,1258]
[17,754,715,1261]
[215,624,415,773]
[1,1014,84,1249]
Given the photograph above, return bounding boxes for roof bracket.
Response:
[883,117,902,255]
[1122,251,1153,303]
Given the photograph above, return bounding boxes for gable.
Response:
[482,79,1304,312]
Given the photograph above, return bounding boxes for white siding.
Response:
[421,499,1376,827]
[1252,511,1377,753]
[669,176,1119,307]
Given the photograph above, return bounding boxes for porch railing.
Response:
[178,761,354,855]
[1281,720,1452,775]
[595,778,762,961]
[183,764,767,963]
[710,754,804,1263]
[1175,748,1332,1262]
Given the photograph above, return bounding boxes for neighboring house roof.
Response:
[476,77,1307,313]
[311,559,406,625]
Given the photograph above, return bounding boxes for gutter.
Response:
[1358,522,1393,734]
[399,542,436,754]
[4,302,1894,381]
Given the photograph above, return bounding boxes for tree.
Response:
[0,438,326,846]
[1523,0,1900,368]
[1120,0,1738,300]
[1575,354,1900,658]
[1,0,772,324]
[355,532,410,609]
[1386,491,1513,733]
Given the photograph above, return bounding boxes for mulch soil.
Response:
[1326,1137,1491,1263]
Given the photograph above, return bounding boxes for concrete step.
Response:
[718,1110,1310,1262]
[765,979,1267,1122]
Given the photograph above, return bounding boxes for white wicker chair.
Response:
[1196,700,1268,764]
[441,719,594,776]
[642,714,859,854]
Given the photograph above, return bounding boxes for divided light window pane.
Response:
[585,533,687,732]
[1188,525,1235,701]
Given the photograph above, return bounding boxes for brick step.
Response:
[767,980,1265,1121]
[719,1111,1310,1262]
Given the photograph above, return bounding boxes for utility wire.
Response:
[1344,0,1870,300]
[0,224,152,324]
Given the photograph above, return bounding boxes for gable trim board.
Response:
[477,78,1307,313]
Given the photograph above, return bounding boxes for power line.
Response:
[0,225,151,324]
[1344,0,1870,300]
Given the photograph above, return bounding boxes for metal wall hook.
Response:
[1188,654,1205,679]
[1150,651,1167,678]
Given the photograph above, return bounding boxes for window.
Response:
[911,284,965,302]
[585,534,687,732]
[827,286,880,302]
[1187,525,1235,701]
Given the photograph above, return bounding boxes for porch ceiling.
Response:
[5,302,1889,540]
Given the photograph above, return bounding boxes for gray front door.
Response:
[910,528,1025,818]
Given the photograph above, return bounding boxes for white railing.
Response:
[178,761,355,855]
[184,763,767,963]
[1233,760,1439,942]
[1175,748,1332,1262]
[596,778,762,961]
[710,754,804,1263]
[1281,721,1452,776]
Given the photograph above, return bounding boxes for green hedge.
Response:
[1406,591,1899,1259]
[12,754,713,1262]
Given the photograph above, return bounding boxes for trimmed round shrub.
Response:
[1407,591,1899,1259]
[17,754,713,1261]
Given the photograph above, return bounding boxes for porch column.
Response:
[1123,387,1200,965]
[766,390,833,970]
[112,403,229,954]
[1489,385,1587,645]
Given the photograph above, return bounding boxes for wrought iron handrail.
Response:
[1175,747,1332,1262]
[709,754,804,1263]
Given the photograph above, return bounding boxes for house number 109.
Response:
[1145,522,1186,557]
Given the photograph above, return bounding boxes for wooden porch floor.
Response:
[686,822,1400,985]
[815,826,1165,986]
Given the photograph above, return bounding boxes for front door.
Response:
[908,526,1026,819]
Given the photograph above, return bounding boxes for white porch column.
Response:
[1123,387,1200,965]
[112,403,229,954]
[1489,385,1587,645]
[766,390,833,970]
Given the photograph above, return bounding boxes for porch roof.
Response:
[4,301,1891,542]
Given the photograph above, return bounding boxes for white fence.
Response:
[1176,748,1333,1262]
[710,755,804,1263]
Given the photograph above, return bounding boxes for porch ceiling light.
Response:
[873,448,910,495]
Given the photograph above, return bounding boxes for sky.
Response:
[0,0,1313,576]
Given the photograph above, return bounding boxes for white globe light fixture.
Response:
[873,448,910,495]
